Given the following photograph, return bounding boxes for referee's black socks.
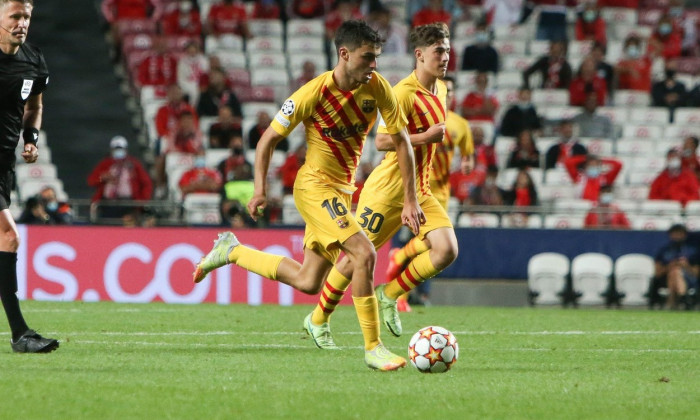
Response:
[0,251,29,341]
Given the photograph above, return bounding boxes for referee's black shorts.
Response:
[0,168,15,211]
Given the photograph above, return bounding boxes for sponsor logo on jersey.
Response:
[336,216,349,229]
[322,123,368,140]
[275,113,291,128]
[361,99,376,113]
[21,79,33,100]
[280,99,295,116]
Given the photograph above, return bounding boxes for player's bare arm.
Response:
[375,122,446,151]
[248,126,286,219]
[21,93,41,163]
[390,128,425,234]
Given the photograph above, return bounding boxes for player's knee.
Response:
[352,245,376,271]
[296,276,324,295]
[433,242,458,270]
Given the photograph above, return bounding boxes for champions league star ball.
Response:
[408,326,459,373]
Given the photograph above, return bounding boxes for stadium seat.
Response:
[502,55,536,72]
[629,156,665,172]
[612,24,652,41]
[663,125,697,139]
[241,102,279,119]
[615,137,655,156]
[621,125,663,139]
[164,35,200,53]
[571,252,613,305]
[614,199,640,214]
[288,53,328,75]
[494,89,520,107]
[282,194,303,225]
[637,8,664,26]
[614,90,650,107]
[654,139,677,154]
[628,107,670,125]
[287,36,325,53]
[600,7,637,25]
[204,149,229,168]
[286,19,325,37]
[532,89,569,107]
[492,40,527,55]
[528,40,549,56]
[247,51,287,69]
[227,68,251,88]
[683,216,700,231]
[553,198,593,214]
[569,40,593,56]
[447,196,460,224]
[165,152,195,173]
[672,108,700,125]
[246,35,283,52]
[15,163,57,181]
[205,34,244,54]
[250,68,290,88]
[453,21,476,38]
[456,213,500,228]
[683,200,700,217]
[597,107,629,125]
[167,166,188,202]
[541,106,580,121]
[117,19,157,38]
[18,178,66,201]
[614,254,654,306]
[493,24,531,40]
[216,51,247,70]
[543,214,585,229]
[380,69,405,86]
[183,193,222,225]
[527,252,569,305]
[496,167,519,189]
[494,71,522,89]
[579,138,614,156]
[121,33,153,55]
[625,169,656,186]
[615,185,649,200]
[639,200,682,217]
[379,54,414,72]
[542,167,571,186]
[247,19,283,37]
[631,216,676,231]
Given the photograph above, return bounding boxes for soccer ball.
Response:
[408,326,458,373]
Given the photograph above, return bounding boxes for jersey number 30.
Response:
[358,206,384,234]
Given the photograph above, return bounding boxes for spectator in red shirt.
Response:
[471,125,497,177]
[325,0,364,42]
[155,110,204,193]
[461,72,499,123]
[155,84,198,140]
[161,1,202,37]
[449,157,482,204]
[206,0,250,38]
[505,169,539,208]
[584,185,631,229]
[179,152,223,197]
[522,40,572,89]
[88,135,153,220]
[569,57,607,106]
[137,36,178,88]
[616,35,652,91]
[680,135,700,179]
[649,149,700,206]
[575,3,606,45]
[288,0,327,19]
[278,144,306,194]
[647,14,683,61]
[564,154,623,201]
[252,0,281,19]
[412,0,451,27]
[101,0,160,47]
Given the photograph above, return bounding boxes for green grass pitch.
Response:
[0,301,698,420]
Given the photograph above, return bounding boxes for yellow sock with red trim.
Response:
[384,252,438,300]
[393,237,429,266]
[353,295,381,351]
[311,267,351,325]
[228,246,284,280]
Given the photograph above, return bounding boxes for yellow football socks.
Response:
[384,252,438,300]
[228,246,284,280]
[312,267,351,325]
[353,295,381,350]
[393,237,429,267]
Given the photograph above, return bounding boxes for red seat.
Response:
[117,19,157,38]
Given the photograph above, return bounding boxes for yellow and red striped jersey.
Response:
[366,71,447,203]
[430,110,474,187]
[270,70,406,193]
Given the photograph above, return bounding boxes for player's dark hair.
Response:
[334,20,383,54]
[410,22,450,49]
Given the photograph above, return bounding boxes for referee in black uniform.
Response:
[0,0,58,352]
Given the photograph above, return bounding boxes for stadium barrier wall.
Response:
[17,225,389,306]
[17,225,670,305]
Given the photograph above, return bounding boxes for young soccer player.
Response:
[305,22,459,347]
[193,20,425,371]
[388,75,475,309]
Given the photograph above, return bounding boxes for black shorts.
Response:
[0,168,15,210]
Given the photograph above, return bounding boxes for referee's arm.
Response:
[21,93,42,163]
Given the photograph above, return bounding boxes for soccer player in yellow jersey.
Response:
[387,75,476,309]
[305,23,459,346]
[193,20,425,371]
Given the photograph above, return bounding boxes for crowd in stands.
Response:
[69,0,700,229]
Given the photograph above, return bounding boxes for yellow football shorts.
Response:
[294,182,363,264]
[429,179,450,211]
[356,192,453,250]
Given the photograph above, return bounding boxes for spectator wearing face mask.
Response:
[88,136,153,219]
[647,14,683,60]
[616,35,652,91]
[499,87,542,137]
[649,149,700,206]
[651,62,687,123]
[680,135,700,179]
[461,22,499,74]
[37,186,72,225]
[178,151,223,197]
[574,3,606,45]
[217,137,252,184]
[584,185,630,229]
[564,154,623,201]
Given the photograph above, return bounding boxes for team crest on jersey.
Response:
[280,99,295,116]
[361,99,376,113]
[20,79,33,100]
[336,216,349,229]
